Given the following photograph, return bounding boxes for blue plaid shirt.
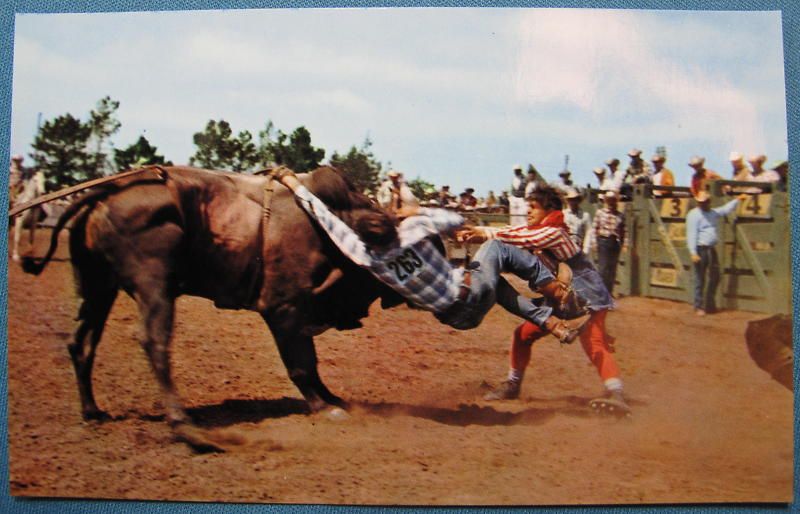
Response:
[293,185,466,313]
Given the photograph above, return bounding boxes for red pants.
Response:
[510,310,620,381]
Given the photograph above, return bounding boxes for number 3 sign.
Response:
[659,197,690,219]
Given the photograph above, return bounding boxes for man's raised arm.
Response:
[273,169,373,267]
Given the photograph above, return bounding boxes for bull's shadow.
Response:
[185,398,312,428]
[353,396,596,427]
[163,394,605,429]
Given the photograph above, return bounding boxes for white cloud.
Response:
[512,9,774,151]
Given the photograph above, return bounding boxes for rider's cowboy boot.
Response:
[538,279,574,310]
[544,313,591,344]
[483,380,521,401]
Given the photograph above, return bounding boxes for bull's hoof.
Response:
[324,407,350,422]
[83,409,112,422]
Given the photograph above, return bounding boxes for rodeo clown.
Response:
[458,185,629,416]
[271,167,590,343]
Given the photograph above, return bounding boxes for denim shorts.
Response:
[562,252,616,314]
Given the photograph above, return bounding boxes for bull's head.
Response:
[304,167,406,325]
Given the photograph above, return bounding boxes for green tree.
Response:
[255,121,278,167]
[329,137,382,194]
[87,96,121,176]
[264,126,325,173]
[30,96,121,189]
[31,113,94,189]
[189,119,259,172]
[407,177,436,201]
[114,135,172,170]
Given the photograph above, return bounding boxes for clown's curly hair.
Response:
[526,185,564,212]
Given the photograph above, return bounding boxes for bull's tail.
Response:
[21,189,110,276]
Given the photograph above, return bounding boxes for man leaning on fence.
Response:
[686,191,743,316]
[593,191,625,296]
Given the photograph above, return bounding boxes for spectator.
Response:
[749,154,780,184]
[376,170,419,213]
[729,152,753,182]
[563,190,593,254]
[625,148,652,185]
[593,191,625,295]
[593,167,617,192]
[651,154,674,197]
[524,166,541,198]
[510,164,528,225]
[729,152,763,194]
[688,156,721,197]
[555,170,574,191]
[686,191,742,316]
[459,188,478,210]
[485,190,498,209]
[498,191,510,210]
[606,157,631,199]
[9,154,24,205]
[770,160,789,192]
[436,185,455,207]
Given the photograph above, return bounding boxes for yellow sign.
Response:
[659,197,690,219]
[736,194,772,218]
[667,222,686,241]
[751,241,774,252]
[651,268,679,288]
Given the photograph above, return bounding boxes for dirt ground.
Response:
[6,230,794,505]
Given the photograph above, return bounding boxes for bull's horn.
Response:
[312,268,344,296]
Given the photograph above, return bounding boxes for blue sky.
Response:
[10,8,787,195]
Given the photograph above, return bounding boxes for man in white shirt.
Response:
[509,164,528,226]
[563,190,593,255]
[376,170,419,212]
[593,167,617,192]
[729,152,753,182]
[606,158,627,191]
[749,154,780,183]
[651,154,674,197]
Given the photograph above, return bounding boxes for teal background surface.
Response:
[0,1,797,513]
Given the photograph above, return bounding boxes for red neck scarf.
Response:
[529,210,567,230]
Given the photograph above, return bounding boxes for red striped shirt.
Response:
[485,224,580,262]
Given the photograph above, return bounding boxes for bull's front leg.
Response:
[262,308,346,412]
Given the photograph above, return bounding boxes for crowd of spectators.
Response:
[377,148,789,216]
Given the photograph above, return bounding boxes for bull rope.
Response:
[8,166,167,219]
[250,167,280,311]
[262,174,276,242]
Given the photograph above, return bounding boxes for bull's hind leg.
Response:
[265,316,346,412]
[69,232,120,421]
[69,285,118,420]
[133,283,188,426]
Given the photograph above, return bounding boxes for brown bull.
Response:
[24,165,403,449]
